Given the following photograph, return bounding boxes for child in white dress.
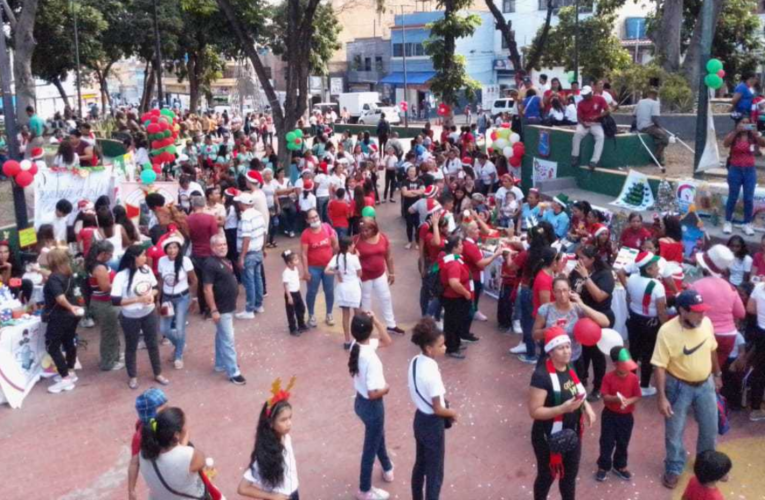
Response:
[326,236,362,349]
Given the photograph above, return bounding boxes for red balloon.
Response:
[490,131,498,141]
[153,165,162,174]
[29,163,38,176]
[574,318,602,347]
[164,138,175,148]
[2,160,20,178]
[150,116,159,123]
[147,123,160,135]
[501,123,511,129]
[164,152,175,163]
[150,109,160,116]
[15,171,34,188]
[509,155,522,167]
[141,113,151,122]
[513,142,526,156]
[159,122,169,131]
[151,141,161,150]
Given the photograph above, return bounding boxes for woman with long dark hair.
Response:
[113,204,139,245]
[138,407,207,498]
[348,313,394,500]
[727,235,752,287]
[53,138,79,169]
[566,200,592,248]
[86,240,123,372]
[157,236,197,370]
[239,400,300,499]
[408,318,458,500]
[96,206,130,268]
[112,245,168,390]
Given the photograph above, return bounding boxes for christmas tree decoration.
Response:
[612,170,655,211]
[654,178,679,215]
[610,211,628,245]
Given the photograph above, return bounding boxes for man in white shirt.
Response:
[633,88,669,168]
[475,154,497,194]
[235,192,267,319]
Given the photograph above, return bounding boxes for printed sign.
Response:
[17,228,37,248]
[0,318,47,408]
[611,169,655,211]
[33,168,115,229]
[532,158,558,186]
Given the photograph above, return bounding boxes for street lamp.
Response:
[71,0,83,118]
[152,0,164,108]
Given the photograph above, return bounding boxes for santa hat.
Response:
[461,157,473,166]
[695,244,734,278]
[369,144,378,152]
[78,200,95,214]
[224,187,241,198]
[634,251,659,269]
[246,170,264,186]
[424,185,439,199]
[161,235,185,252]
[426,198,441,214]
[319,161,328,174]
[593,224,609,238]
[30,147,44,160]
[544,326,571,353]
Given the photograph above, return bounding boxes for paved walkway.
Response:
[2,201,764,499]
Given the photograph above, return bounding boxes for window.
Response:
[393,42,425,57]
[364,57,372,71]
[393,44,402,57]
[375,56,384,72]
[503,0,515,12]
[353,54,362,71]
[538,0,592,11]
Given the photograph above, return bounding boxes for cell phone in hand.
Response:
[575,392,585,401]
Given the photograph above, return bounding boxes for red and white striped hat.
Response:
[634,251,658,268]
[593,224,609,238]
[424,185,439,199]
[544,326,570,353]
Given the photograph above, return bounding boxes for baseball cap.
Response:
[581,86,593,96]
[234,192,255,205]
[135,388,168,425]
[610,346,638,372]
[676,289,711,313]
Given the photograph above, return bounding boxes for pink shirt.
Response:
[690,277,745,335]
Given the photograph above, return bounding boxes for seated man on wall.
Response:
[571,85,609,170]
[634,88,669,172]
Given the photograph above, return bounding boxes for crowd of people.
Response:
[3,89,764,500]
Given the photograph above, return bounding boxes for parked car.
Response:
[491,98,516,119]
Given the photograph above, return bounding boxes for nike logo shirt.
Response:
[651,316,718,383]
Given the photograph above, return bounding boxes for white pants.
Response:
[572,123,605,164]
[361,275,396,328]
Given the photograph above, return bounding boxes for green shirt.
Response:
[29,114,45,138]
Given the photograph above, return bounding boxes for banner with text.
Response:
[33,168,115,229]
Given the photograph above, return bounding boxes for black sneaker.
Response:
[230,375,247,385]
[595,469,608,482]
[613,468,632,481]
[586,390,602,402]
[458,344,468,351]
[446,351,466,359]
[461,334,480,343]
[289,329,302,337]
[387,326,406,335]
[343,342,352,350]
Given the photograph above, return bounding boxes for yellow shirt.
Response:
[651,316,718,383]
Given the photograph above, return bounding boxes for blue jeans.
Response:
[335,227,349,240]
[317,196,330,222]
[214,313,240,378]
[726,166,756,223]
[519,287,536,357]
[355,395,393,492]
[306,266,334,317]
[159,292,191,361]
[663,374,718,476]
[241,250,264,312]
[411,410,445,500]
[426,296,442,321]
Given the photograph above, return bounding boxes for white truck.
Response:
[338,92,400,125]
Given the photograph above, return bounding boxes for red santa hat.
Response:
[426,198,441,214]
[224,187,241,198]
[461,156,473,166]
[635,251,658,269]
[303,179,315,190]
[30,147,44,160]
[245,170,263,186]
[544,326,571,353]
[424,185,439,199]
[319,161,328,174]
[593,224,609,238]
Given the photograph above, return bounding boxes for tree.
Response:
[424,0,482,115]
[216,0,340,169]
[527,6,631,82]
[2,0,41,124]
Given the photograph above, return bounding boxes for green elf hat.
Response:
[610,346,638,371]
[553,193,569,209]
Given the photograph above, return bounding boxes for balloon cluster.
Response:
[2,159,38,188]
[489,125,525,168]
[399,101,408,113]
[284,129,304,151]
[437,103,451,117]
[141,108,180,168]
[704,59,725,90]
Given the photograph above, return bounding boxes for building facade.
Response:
[346,37,391,93]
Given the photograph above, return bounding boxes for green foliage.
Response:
[659,73,694,112]
[709,0,762,87]
[527,7,631,81]
[424,10,482,106]
[609,63,694,112]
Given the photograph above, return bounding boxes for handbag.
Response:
[413,357,453,429]
[547,428,579,454]
[150,459,212,500]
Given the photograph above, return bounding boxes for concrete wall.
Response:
[611,113,735,141]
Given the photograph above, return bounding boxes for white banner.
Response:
[33,168,116,229]
[697,92,722,172]
[0,318,46,409]
[611,169,656,211]
[532,158,558,186]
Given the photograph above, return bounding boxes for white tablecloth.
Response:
[0,317,46,409]
[612,287,628,339]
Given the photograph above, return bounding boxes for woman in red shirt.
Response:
[620,213,653,250]
[461,219,503,333]
[439,235,473,358]
[723,117,765,236]
[300,208,339,327]
[659,214,685,297]
[355,217,404,334]
[327,188,351,239]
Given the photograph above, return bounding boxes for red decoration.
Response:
[512,142,526,156]
[2,160,20,178]
[153,165,162,174]
[509,155,522,167]
[151,141,161,150]
[150,109,160,116]
[28,163,38,176]
[490,131,498,141]
[501,123,511,129]
[15,171,34,188]
[717,69,726,78]
[487,147,494,154]
[437,103,451,116]
[573,318,602,346]
[147,123,160,135]
[400,101,408,112]
[159,121,169,131]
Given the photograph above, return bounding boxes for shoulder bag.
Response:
[412,357,453,429]
[150,459,211,500]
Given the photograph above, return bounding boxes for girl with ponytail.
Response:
[326,236,362,349]
[348,312,394,500]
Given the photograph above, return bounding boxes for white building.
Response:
[492,0,654,90]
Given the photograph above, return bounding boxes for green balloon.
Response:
[286,132,297,143]
[164,130,172,139]
[706,59,723,75]
[142,162,152,171]
[294,129,304,139]
[361,206,376,218]
[141,169,157,184]
[566,70,576,83]
[166,145,177,155]
[705,74,723,90]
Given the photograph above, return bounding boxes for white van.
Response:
[491,98,516,119]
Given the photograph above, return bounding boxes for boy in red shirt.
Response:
[327,187,351,239]
[682,450,731,500]
[595,347,641,482]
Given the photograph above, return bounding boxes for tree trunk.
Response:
[523,0,554,75]
[656,0,683,73]
[483,0,523,75]
[51,76,70,109]
[188,53,200,114]
[141,61,156,114]
[10,0,41,125]
[681,0,725,94]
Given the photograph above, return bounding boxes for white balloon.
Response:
[502,146,514,158]
[19,160,32,171]
[509,133,521,144]
[493,138,509,150]
[597,328,624,355]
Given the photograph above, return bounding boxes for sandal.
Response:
[154,375,170,386]
[128,378,139,390]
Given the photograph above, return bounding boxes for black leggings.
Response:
[750,326,765,410]
[405,211,419,243]
[383,169,397,200]
[532,430,581,500]
[442,296,471,353]
[45,315,80,378]
[627,312,661,388]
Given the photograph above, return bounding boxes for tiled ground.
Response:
[2,201,764,500]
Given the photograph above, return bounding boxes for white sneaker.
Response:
[174,359,184,370]
[509,343,527,354]
[404,242,412,250]
[474,310,488,322]
[325,314,335,326]
[80,317,95,328]
[308,315,318,327]
[382,463,395,482]
[744,223,755,236]
[512,319,522,334]
[109,362,125,372]
[48,377,76,394]
[235,311,256,320]
[54,373,79,383]
[355,487,390,500]
[641,385,657,397]
[724,222,732,234]
[254,306,265,314]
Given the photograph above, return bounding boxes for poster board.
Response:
[532,158,557,186]
[611,169,655,211]
[116,181,180,226]
[0,318,46,408]
[33,168,116,229]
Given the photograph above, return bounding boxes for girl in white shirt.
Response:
[408,318,458,500]
[326,236,363,348]
[157,237,197,370]
[727,235,752,287]
[348,312,394,500]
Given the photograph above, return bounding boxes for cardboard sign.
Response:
[17,227,37,248]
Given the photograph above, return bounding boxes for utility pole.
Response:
[693,0,715,177]
[400,5,409,128]
[573,0,580,84]
[152,0,164,108]
[72,0,83,118]
[0,26,29,229]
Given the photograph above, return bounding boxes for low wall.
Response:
[611,114,734,141]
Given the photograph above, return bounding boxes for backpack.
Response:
[601,114,618,139]
[425,261,444,298]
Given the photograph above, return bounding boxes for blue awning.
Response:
[379,71,435,85]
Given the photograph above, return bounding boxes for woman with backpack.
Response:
[723,117,765,236]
